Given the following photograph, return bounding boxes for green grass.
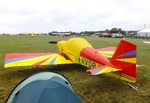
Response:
[0,35,150,103]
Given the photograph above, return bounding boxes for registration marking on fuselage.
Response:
[76,57,97,68]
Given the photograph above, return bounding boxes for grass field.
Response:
[0,35,150,103]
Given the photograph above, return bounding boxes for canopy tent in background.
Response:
[137,24,150,37]
[137,28,150,37]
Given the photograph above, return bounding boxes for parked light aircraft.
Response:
[4,38,136,83]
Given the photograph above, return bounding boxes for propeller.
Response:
[48,41,57,44]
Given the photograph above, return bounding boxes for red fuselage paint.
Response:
[80,47,112,66]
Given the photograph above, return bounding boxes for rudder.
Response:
[111,39,136,83]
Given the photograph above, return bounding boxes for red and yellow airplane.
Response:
[4,38,136,83]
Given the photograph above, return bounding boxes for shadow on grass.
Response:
[1,64,125,89]
[0,64,127,93]
[0,64,86,79]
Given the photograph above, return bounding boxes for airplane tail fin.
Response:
[111,38,136,83]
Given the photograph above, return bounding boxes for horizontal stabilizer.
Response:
[86,65,121,75]
[96,47,116,58]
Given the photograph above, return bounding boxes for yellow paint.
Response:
[116,58,136,64]
[98,51,114,55]
[5,54,73,68]
[76,57,99,68]
[54,55,73,64]
[120,73,136,83]
[40,55,56,65]
[94,66,121,75]
[105,72,136,83]
[100,54,112,58]
[97,51,114,58]
[5,55,50,68]
[57,41,66,52]
[58,38,92,57]
[56,38,93,66]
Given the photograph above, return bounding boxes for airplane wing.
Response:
[96,47,116,58]
[4,53,73,68]
[86,65,121,75]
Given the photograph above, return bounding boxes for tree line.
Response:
[106,28,126,35]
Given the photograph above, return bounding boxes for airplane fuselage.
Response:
[57,38,111,69]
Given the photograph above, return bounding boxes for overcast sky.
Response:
[0,0,150,34]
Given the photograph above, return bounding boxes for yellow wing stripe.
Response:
[41,54,72,65]
[5,54,73,68]
[41,54,58,65]
[5,55,52,68]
